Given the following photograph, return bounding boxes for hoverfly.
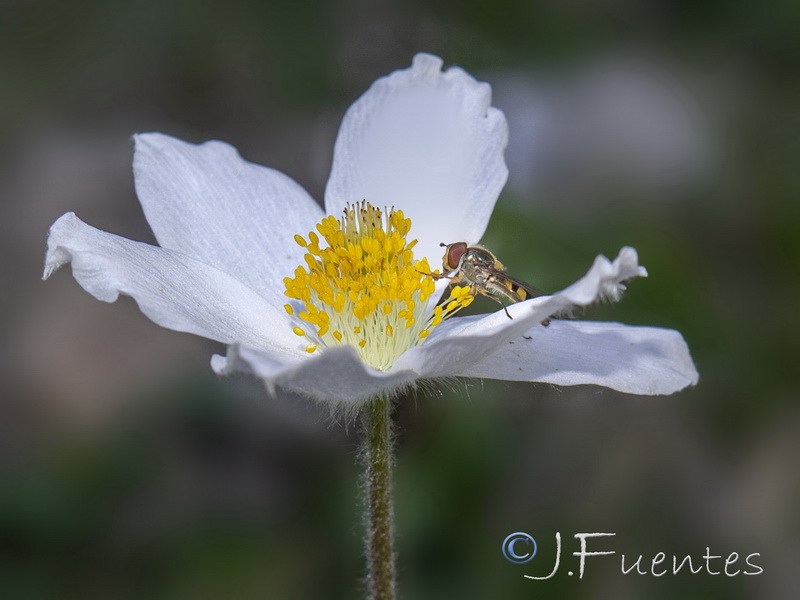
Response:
[427,241,549,321]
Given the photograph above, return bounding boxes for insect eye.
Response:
[444,242,468,270]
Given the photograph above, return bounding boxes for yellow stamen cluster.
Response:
[283,201,473,370]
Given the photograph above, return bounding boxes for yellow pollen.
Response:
[283,201,473,370]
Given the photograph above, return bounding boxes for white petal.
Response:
[392,246,698,396]
[452,319,698,395]
[325,53,509,267]
[396,247,647,375]
[44,213,304,357]
[212,344,422,406]
[133,133,324,307]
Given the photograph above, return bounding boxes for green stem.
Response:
[361,394,396,600]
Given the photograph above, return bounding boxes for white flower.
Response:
[43,53,698,406]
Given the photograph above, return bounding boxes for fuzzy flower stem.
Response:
[361,394,396,600]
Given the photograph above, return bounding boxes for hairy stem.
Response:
[361,394,396,600]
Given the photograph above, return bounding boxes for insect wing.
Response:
[495,272,548,302]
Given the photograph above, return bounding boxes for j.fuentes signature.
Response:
[502,532,763,579]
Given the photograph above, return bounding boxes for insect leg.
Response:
[417,270,455,281]
[479,285,515,320]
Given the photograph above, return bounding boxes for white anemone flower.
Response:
[43,53,698,407]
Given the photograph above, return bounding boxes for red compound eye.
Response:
[443,242,468,271]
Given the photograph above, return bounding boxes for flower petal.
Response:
[44,212,304,357]
[392,246,697,396]
[212,344,422,406]
[452,319,698,395]
[398,247,646,372]
[325,53,509,267]
[133,133,324,306]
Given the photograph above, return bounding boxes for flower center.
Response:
[283,201,473,370]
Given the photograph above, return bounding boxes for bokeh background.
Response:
[2,1,798,598]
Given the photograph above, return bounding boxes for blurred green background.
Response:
[1,0,798,598]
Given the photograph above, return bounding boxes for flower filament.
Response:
[283,201,473,370]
